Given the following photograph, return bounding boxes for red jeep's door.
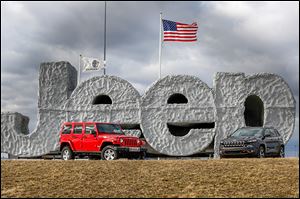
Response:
[82,124,99,151]
[71,124,84,151]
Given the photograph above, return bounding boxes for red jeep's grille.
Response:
[124,139,138,146]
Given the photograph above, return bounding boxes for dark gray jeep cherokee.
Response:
[219,127,284,158]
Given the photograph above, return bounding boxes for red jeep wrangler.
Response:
[59,122,146,160]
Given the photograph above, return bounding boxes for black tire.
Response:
[258,146,265,158]
[279,146,285,158]
[101,146,118,160]
[61,146,74,160]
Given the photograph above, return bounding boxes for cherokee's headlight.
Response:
[247,139,257,143]
[120,138,124,143]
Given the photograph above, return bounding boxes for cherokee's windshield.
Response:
[96,124,124,134]
[230,128,263,138]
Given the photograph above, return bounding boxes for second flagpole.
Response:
[103,1,107,75]
[78,54,82,85]
[158,12,162,79]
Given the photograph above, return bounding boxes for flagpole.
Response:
[103,1,107,75]
[78,54,82,85]
[158,12,162,79]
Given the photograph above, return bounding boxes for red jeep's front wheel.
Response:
[101,146,118,160]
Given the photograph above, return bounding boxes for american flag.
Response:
[162,19,198,42]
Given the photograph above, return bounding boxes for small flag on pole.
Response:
[81,56,103,72]
[162,19,198,42]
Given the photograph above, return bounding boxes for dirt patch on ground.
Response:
[1,158,299,198]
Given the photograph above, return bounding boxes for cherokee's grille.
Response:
[123,138,138,147]
[223,141,245,147]
[224,151,242,154]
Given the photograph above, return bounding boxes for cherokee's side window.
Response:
[74,125,83,134]
[62,125,72,134]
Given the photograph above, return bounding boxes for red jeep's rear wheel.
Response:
[101,146,118,160]
[61,146,74,160]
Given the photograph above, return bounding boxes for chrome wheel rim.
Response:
[280,147,284,157]
[104,149,115,160]
[259,147,265,158]
[62,150,70,160]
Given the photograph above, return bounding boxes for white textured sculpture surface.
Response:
[65,76,141,137]
[141,76,216,156]
[1,61,296,157]
[1,62,76,156]
[213,72,295,157]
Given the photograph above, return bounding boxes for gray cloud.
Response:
[1,1,299,154]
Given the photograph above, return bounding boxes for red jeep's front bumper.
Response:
[115,146,147,153]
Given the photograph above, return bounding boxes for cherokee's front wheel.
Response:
[101,146,118,160]
[258,146,265,158]
[61,146,74,160]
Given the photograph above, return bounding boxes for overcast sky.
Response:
[1,1,299,156]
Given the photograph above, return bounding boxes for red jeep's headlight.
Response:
[120,138,124,143]
[137,140,141,145]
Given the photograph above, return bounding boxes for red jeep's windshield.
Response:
[96,124,124,135]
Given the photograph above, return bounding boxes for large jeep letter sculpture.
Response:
[1,61,296,157]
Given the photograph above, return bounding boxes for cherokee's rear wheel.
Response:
[279,146,285,158]
[101,146,118,160]
[61,146,74,160]
[258,146,265,158]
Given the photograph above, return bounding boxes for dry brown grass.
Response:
[1,158,299,198]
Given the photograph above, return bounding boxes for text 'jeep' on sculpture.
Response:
[0,61,296,158]
[60,122,147,160]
